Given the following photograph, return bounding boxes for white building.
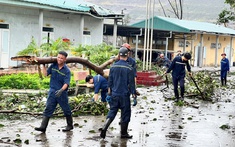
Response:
[0,0,122,68]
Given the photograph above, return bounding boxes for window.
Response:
[42,27,54,32]
[210,43,221,49]
[0,24,9,29]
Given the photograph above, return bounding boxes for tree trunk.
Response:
[11,56,118,76]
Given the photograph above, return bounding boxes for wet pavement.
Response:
[0,86,235,147]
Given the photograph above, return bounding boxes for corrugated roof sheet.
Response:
[131,16,235,35]
[14,0,119,17]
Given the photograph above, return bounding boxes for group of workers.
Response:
[34,43,230,140]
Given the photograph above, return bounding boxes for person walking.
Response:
[165,52,192,102]
[220,53,230,86]
[121,43,140,96]
[35,51,73,133]
[85,74,108,102]
[100,47,136,139]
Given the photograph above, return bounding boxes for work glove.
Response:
[106,95,112,103]
[55,88,64,97]
[133,95,137,106]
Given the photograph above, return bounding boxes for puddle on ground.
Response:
[0,86,235,146]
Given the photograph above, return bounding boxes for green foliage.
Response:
[18,37,70,57]
[0,73,76,90]
[0,73,41,89]
[225,0,235,7]
[0,93,108,120]
[41,37,70,57]
[220,124,230,130]
[217,9,235,26]
[71,43,118,66]
[185,70,219,100]
[70,94,109,116]
[17,37,41,56]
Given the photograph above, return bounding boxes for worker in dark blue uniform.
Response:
[165,52,192,102]
[121,43,140,96]
[85,74,108,102]
[220,53,230,86]
[100,47,136,139]
[35,51,73,133]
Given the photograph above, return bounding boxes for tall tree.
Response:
[217,9,235,27]
[158,0,183,19]
[217,0,235,27]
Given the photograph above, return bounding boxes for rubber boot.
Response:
[180,95,184,101]
[100,118,113,139]
[35,116,50,133]
[221,79,224,86]
[121,123,133,139]
[62,116,73,132]
[174,97,179,102]
[224,78,227,86]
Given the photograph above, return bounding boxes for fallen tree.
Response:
[11,56,118,76]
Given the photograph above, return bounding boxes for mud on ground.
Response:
[0,86,235,147]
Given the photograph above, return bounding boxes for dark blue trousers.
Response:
[101,89,108,102]
[221,70,227,85]
[43,90,72,117]
[107,95,131,123]
[172,76,185,98]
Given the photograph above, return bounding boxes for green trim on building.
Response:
[131,16,235,35]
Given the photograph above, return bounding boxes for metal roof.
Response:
[131,16,235,35]
[0,0,122,18]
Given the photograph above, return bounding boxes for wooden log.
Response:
[11,56,118,76]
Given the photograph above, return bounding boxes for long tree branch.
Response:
[179,0,183,19]
[175,0,179,17]
[158,0,167,17]
[11,56,118,76]
[167,0,179,18]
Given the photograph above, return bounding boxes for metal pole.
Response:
[146,0,151,70]
[113,19,118,48]
[149,0,155,70]
[143,0,149,70]
[135,35,138,60]
[165,37,168,57]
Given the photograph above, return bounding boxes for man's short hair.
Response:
[59,51,68,58]
[85,75,93,83]
[119,47,128,56]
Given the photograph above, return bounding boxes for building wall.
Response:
[173,34,235,66]
[0,5,104,67]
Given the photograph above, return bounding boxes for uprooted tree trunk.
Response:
[11,56,118,76]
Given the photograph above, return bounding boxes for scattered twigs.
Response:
[190,76,205,100]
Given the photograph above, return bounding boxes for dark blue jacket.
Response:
[47,63,71,91]
[126,57,137,77]
[166,56,191,78]
[93,75,108,94]
[162,57,171,68]
[220,58,230,72]
[108,60,135,96]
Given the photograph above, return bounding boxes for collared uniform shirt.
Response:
[93,74,108,94]
[109,60,135,96]
[47,63,71,91]
[126,57,137,77]
[221,58,230,72]
[166,56,191,78]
